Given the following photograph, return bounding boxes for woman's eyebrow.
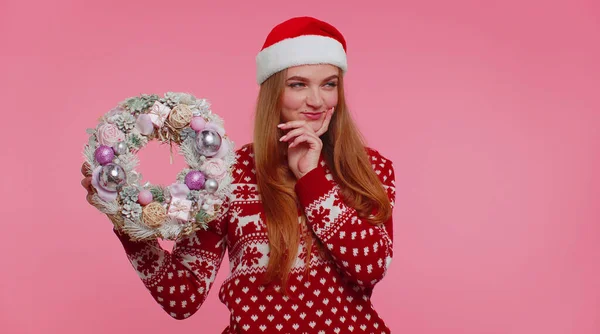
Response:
[321,75,339,82]
[285,75,339,82]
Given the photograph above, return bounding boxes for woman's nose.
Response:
[305,87,324,109]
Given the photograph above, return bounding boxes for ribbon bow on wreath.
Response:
[167,183,193,223]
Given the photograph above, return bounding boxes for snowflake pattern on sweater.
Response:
[114,144,396,333]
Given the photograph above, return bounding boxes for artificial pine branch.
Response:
[179,137,203,169]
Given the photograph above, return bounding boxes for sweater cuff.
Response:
[113,227,149,253]
[295,163,335,209]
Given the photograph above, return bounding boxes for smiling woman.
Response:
[83,16,396,334]
[281,66,339,126]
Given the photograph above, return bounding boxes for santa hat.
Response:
[255,16,348,84]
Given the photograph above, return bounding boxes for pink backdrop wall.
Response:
[1,0,598,333]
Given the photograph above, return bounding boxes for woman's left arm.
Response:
[294,151,396,289]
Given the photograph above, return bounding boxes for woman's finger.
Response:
[289,134,309,148]
[289,132,320,149]
[81,162,91,176]
[86,193,96,205]
[277,120,308,130]
[83,177,97,196]
[283,125,320,143]
[315,107,334,136]
[81,177,92,190]
[280,126,312,142]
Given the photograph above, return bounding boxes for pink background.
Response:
[1,0,599,333]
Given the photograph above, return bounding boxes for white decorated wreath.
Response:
[82,92,236,241]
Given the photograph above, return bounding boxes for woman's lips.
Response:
[301,111,324,120]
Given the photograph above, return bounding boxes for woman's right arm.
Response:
[113,216,227,320]
[81,163,228,320]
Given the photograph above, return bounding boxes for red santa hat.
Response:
[255,16,348,84]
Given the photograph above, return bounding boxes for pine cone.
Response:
[125,94,159,114]
[119,186,139,204]
[115,113,136,131]
[122,202,142,220]
[126,132,148,150]
[179,127,196,142]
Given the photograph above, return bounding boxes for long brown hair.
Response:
[253,68,392,289]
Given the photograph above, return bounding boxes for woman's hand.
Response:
[81,162,97,206]
[81,162,121,226]
[279,108,333,179]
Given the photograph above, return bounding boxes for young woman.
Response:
[82,16,396,333]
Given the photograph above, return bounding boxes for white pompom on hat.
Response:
[255,16,348,84]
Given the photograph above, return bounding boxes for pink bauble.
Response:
[190,117,206,131]
[137,189,153,206]
[185,170,205,190]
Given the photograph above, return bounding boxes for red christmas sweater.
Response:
[114,144,396,333]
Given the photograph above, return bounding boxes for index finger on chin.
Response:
[316,108,333,136]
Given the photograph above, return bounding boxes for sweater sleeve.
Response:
[295,151,396,289]
[112,205,229,320]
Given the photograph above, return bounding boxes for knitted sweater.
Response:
[114,144,396,333]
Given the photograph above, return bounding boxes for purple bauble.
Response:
[95,145,115,165]
[184,170,205,190]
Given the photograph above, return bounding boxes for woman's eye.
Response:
[325,81,338,87]
[288,82,305,88]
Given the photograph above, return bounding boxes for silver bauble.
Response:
[195,129,221,157]
[98,163,127,191]
[114,141,129,155]
[204,178,219,193]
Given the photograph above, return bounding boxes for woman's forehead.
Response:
[285,64,339,80]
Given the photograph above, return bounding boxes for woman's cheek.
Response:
[282,90,305,110]
[323,90,338,107]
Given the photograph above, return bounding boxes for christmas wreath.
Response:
[82,92,235,241]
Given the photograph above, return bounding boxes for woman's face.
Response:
[280,64,339,133]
